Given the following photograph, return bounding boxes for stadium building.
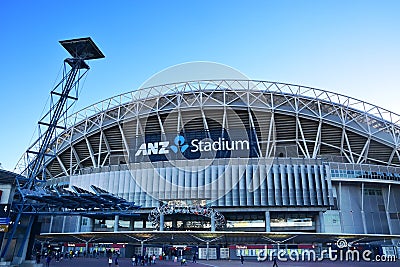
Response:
[23,74,399,260]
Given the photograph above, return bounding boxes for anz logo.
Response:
[135,135,188,156]
[170,136,189,153]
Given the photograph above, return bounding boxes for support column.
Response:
[16,216,35,260]
[159,213,165,231]
[49,216,54,233]
[211,215,216,232]
[318,211,325,233]
[77,216,82,232]
[141,241,144,256]
[384,184,393,235]
[265,211,271,232]
[1,212,21,259]
[61,216,66,232]
[130,219,135,231]
[206,242,209,261]
[361,183,367,234]
[338,182,344,233]
[114,215,119,232]
[89,218,95,232]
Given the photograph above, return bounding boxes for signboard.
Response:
[0,217,10,225]
[128,129,258,163]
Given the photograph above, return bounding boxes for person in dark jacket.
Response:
[272,254,278,267]
[45,255,51,267]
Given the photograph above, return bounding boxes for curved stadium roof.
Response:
[17,80,400,179]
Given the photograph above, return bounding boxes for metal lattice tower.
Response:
[24,37,104,188]
[1,37,104,262]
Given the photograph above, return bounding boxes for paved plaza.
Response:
[41,257,398,267]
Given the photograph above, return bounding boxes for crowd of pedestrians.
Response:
[35,249,204,267]
[35,248,122,266]
[35,249,86,265]
[130,253,158,266]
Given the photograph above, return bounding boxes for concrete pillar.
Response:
[265,211,271,232]
[361,183,367,234]
[361,210,367,234]
[114,215,119,232]
[159,213,165,231]
[211,215,216,232]
[131,218,135,230]
[384,184,393,235]
[49,216,54,233]
[76,216,82,232]
[62,216,66,232]
[12,216,35,265]
[18,216,34,256]
[318,211,325,233]
[206,242,210,260]
[338,182,344,233]
[90,218,95,232]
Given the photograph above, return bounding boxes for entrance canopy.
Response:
[38,231,400,246]
[18,185,140,216]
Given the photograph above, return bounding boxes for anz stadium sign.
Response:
[135,135,250,156]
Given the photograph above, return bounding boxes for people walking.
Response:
[180,258,186,266]
[272,254,278,267]
[240,254,244,264]
[108,257,113,267]
[192,254,197,263]
[45,255,51,267]
[36,252,41,264]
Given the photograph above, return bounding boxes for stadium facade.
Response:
[33,79,400,258]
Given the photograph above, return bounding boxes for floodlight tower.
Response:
[1,37,104,263]
[25,37,105,187]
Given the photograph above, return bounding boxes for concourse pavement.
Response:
[41,257,398,267]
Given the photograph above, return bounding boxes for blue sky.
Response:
[1,0,400,171]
